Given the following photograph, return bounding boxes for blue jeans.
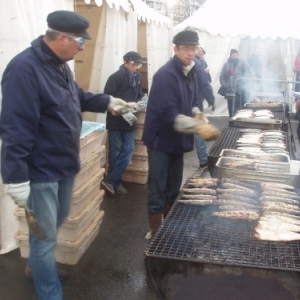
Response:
[147,149,183,213]
[105,129,134,186]
[194,134,207,165]
[27,177,75,300]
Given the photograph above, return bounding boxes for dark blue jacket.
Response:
[194,56,215,111]
[142,55,197,155]
[104,65,142,130]
[0,36,110,184]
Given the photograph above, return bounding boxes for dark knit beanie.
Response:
[230,49,239,56]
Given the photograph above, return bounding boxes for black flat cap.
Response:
[123,51,142,63]
[173,30,199,45]
[47,10,91,39]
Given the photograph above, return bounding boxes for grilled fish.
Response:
[256,220,300,232]
[220,178,258,190]
[187,182,218,188]
[220,183,257,196]
[261,182,295,191]
[212,210,260,220]
[254,228,300,241]
[261,201,299,211]
[259,196,299,205]
[178,200,216,205]
[189,178,219,184]
[261,192,300,201]
[182,194,217,200]
[216,189,257,199]
[218,194,258,204]
[263,211,300,221]
[261,187,297,196]
[219,206,259,214]
[215,200,260,210]
[181,188,216,195]
[260,216,300,226]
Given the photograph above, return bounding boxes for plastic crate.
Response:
[71,169,105,217]
[136,109,146,125]
[134,124,144,140]
[133,140,147,155]
[15,210,104,265]
[74,146,105,190]
[122,165,148,184]
[127,153,148,169]
[80,122,106,162]
[14,190,104,241]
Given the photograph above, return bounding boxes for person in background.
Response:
[0,10,127,300]
[219,49,256,118]
[142,30,220,239]
[247,47,262,98]
[194,46,215,168]
[101,51,143,197]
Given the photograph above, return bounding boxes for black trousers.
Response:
[226,92,246,118]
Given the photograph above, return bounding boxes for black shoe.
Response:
[101,181,115,197]
[25,266,68,281]
[199,162,208,168]
[115,184,128,195]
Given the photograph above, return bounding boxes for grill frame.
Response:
[145,185,300,273]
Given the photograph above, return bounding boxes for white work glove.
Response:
[122,112,137,126]
[107,96,127,113]
[7,181,30,207]
[192,107,209,124]
[174,115,202,134]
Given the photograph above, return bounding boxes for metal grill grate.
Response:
[145,199,300,272]
[208,127,291,158]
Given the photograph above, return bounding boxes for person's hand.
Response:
[204,67,210,74]
[7,181,30,207]
[107,96,127,112]
[192,107,209,123]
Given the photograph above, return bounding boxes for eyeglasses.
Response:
[127,60,142,69]
[47,28,85,48]
[178,46,199,53]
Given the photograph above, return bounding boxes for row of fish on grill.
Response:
[250,98,284,104]
[235,129,287,154]
[178,177,300,241]
[231,109,275,120]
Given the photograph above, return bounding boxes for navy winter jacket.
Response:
[0,36,110,184]
[104,65,142,130]
[142,55,198,155]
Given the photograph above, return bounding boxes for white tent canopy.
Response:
[174,0,300,116]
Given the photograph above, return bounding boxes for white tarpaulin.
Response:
[174,0,300,116]
[0,0,73,254]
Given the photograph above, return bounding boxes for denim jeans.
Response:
[105,129,134,186]
[194,134,207,165]
[147,149,183,213]
[27,177,75,300]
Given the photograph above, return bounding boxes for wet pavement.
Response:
[1,115,299,300]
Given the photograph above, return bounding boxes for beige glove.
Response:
[7,181,30,207]
[195,123,221,141]
[192,107,209,124]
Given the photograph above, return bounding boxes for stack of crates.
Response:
[14,121,107,265]
[122,109,149,184]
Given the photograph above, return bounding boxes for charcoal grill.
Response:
[207,127,291,177]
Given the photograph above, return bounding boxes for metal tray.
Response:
[229,118,282,130]
[219,149,290,163]
[244,103,284,112]
[216,157,300,187]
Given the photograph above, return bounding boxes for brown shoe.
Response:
[25,266,68,281]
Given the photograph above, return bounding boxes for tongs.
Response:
[25,207,47,240]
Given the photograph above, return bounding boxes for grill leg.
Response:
[163,202,173,219]
[148,212,163,237]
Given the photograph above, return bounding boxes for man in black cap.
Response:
[102,51,143,196]
[0,10,127,300]
[219,49,256,117]
[142,30,220,239]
